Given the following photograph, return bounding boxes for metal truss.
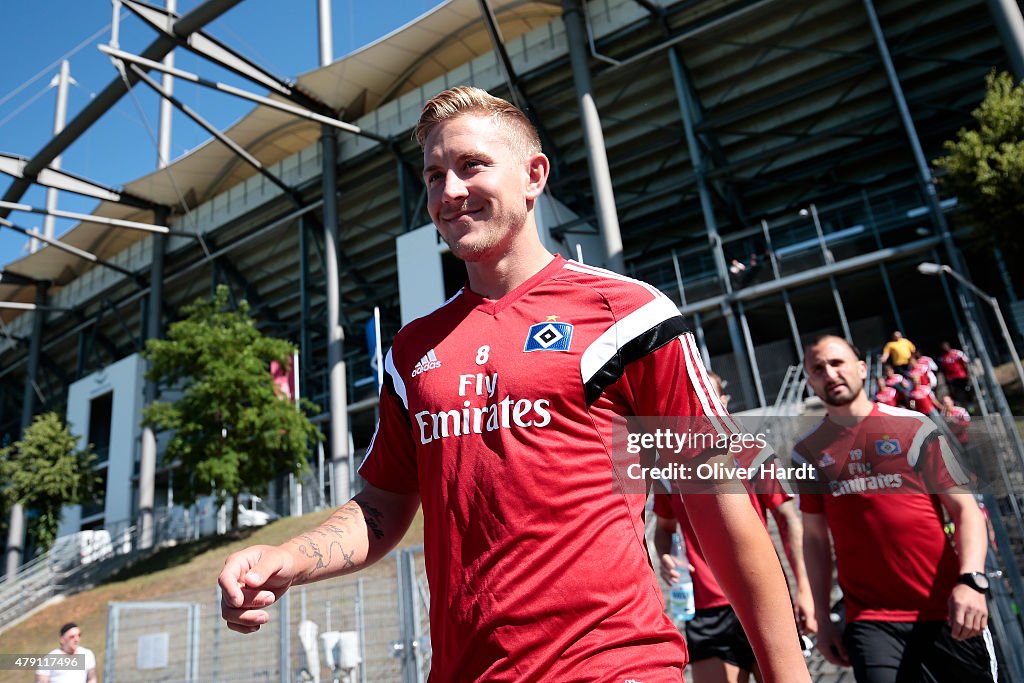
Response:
[0,0,243,216]
[0,152,158,210]
[0,218,141,282]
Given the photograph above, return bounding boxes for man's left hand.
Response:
[795,587,817,635]
[948,584,988,640]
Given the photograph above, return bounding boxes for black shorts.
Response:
[684,605,755,671]
[843,620,996,683]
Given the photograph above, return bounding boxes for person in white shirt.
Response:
[35,622,96,683]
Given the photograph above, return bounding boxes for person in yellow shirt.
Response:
[880,330,916,375]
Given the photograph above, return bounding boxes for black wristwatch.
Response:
[956,571,990,594]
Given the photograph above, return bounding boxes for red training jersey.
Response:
[912,356,937,387]
[794,403,969,622]
[874,386,898,407]
[360,255,725,682]
[884,373,907,389]
[909,386,937,415]
[938,349,969,381]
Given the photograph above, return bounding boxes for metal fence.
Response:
[0,519,140,630]
[103,546,430,683]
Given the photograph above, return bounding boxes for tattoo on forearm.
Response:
[290,519,351,576]
[288,497,387,576]
[292,533,350,578]
[295,534,325,569]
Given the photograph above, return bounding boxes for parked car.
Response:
[197,493,280,536]
[49,530,114,570]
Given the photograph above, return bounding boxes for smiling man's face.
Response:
[422,113,537,264]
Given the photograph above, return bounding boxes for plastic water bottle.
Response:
[668,533,695,624]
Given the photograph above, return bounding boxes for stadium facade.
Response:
[0,0,1022,571]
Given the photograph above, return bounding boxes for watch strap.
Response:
[956,571,989,594]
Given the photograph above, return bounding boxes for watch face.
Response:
[962,572,990,591]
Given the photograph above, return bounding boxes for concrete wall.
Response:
[62,352,145,535]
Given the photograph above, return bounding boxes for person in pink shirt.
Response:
[942,395,971,446]
[908,374,939,418]
[873,377,899,407]
[911,350,938,388]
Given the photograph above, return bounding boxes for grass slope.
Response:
[0,507,424,682]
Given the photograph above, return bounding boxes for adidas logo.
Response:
[411,349,442,377]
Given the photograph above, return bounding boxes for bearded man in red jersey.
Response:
[799,335,994,683]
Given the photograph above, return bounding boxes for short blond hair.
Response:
[414,86,541,157]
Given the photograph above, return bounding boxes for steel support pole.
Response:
[322,129,350,507]
[830,278,852,343]
[761,220,802,361]
[139,208,167,550]
[863,0,961,273]
[692,313,711,368]
[807,204,852,341]
[670,45,730,294]
[317,12,350,507]
[477,0,528,107]
[781,291,801,362]
[878,263,903,332]
[317,0,333,66]
[993,247,1020,305]
[3,504,24,582]
[674,252,713,367]
[158,0,176,167]
[931,249,966,344]
[987,0,1024,80]
[5,286,47,578]
[561,0,625,273]
[36,60,72,253]
[280,589,291,683]
[299,216,312,394]
[668,46,757,407]
[862,190,904,331]
[737,302,766,408]
[111,0,122,48]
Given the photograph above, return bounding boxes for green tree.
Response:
[142,285,322,530]
[0,412,98,552]
[934,70,1024,257]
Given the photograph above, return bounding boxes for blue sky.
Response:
[0,0,443,271]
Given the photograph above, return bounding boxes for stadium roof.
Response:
[0,0,561,318]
